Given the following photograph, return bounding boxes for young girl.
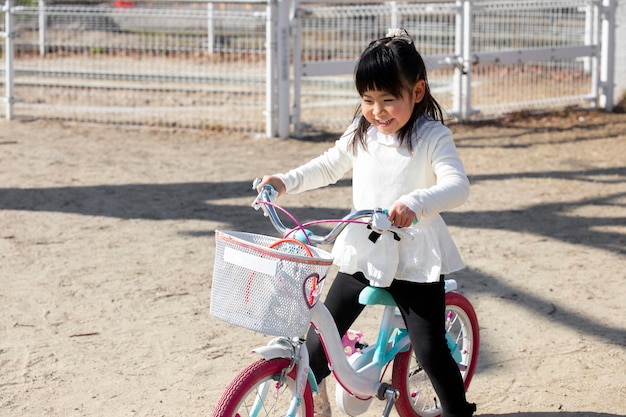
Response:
[256,29,476,417]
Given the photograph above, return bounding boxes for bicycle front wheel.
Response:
[212,357,314,417]
[391,291,479,417]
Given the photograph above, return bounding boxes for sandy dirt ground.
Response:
[1,109,625,417]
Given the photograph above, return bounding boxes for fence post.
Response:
[583,2,593,74]
[207,2,214,55]
[266,0,277,137]
[3,0,14,120]
[389,1,398,29]
[276,0,291,138]
[616,0,626,104]
[461,0,472,121]
[451,0,463,120]
[39,0,46,56]
[291,0,302,138]
[588,1,600,103]
[599,0,615,111]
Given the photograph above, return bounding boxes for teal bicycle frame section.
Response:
[360,284,463,369]
[446,332,463,364]
[372,307,411,366]
[355,286,412,377]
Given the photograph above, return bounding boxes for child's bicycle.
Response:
[210,182,479,417]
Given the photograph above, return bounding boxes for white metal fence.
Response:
[1,0,271,132]
[1,0,617,137]
[292,0,616,136]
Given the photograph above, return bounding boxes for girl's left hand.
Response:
[256,175,286,197]
[387,202,416,228]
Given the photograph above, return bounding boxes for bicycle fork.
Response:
[252,336,313,417]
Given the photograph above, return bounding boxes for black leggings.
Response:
[305,271,475,417]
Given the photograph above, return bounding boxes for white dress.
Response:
[276,116,470,284]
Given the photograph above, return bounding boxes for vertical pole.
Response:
[600,0,615,111]
[266,0,277,137]
[276,0,290,138]
[452,0,463,120]
[389,1,398,29]
[4,0,14,120]
[39,0,46,56]
[461,0,472,121]
[583,2,592,74]
[207,1,214,55]
[291,0,302,137]
[589,0,600,105]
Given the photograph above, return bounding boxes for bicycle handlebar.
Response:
[251,179,413,245]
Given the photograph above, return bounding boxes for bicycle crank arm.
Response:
[377,384,399,417]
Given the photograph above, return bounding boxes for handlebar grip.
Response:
[252,178,278,204]
[381,209,418,225]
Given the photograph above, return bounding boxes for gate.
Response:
[2,0,618,137]
[289,0,616,137]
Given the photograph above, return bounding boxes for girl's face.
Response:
[361,80,425,135]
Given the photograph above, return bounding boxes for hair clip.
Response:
[385,28,410,39]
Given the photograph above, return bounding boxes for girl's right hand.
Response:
[256,175,286,197]
[388,201,417,228]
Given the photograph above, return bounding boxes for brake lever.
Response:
[370,208,414,241]
[251,178,278,213]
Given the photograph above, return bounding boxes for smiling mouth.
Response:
[377,119,392,125]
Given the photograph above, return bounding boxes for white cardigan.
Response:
[277,116,470,283]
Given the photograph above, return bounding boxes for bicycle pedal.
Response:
[341,329,364,356]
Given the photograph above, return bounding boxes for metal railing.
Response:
[1,0,617,137]
[291,0,616,136]
[2,0,274,133]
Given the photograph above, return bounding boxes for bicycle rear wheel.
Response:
[212,357,314,417]
[391,291,479,417]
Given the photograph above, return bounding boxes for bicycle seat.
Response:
[358,279,458,307]
[358,286,396,306]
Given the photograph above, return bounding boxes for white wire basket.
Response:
[210,230,334,336]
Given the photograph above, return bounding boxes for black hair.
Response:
[349,29,444,154]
